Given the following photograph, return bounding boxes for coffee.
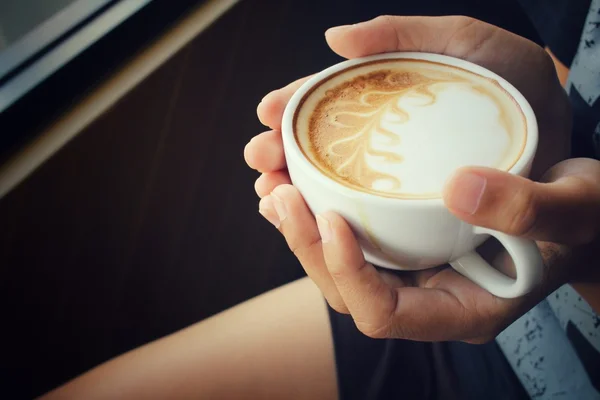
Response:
[294,59,527,199]
[283,53,541,297]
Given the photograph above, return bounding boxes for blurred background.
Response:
[0,0,546,398]
[0,0,78,50]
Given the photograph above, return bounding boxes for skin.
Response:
[547,48,570,87]
[247,16,600,342]
[41,15,599,399]
[41,278,338,400]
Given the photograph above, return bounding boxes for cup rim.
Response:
[281,52,539,207]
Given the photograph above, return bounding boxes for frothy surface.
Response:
[294,59,526,198]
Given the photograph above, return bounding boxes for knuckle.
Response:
[504,186,538,236]
[328,259,368,282]
[375,14,396,23]
[290,234,321,262]
[271,184,324,262]
[354,290,399,339]
[327,299,349,315]
[374,15,403,49]
[327,266,345,281]
[448,15,482,32]
[355,319,391,339]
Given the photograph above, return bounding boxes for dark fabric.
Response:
[492,0,600,161]
[328,305,530,400]
[569,83,600,159]
[566,321,600,393]
[517,0,592,66]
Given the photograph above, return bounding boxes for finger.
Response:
[411,265,450,287]
[404,268,511,341]
[316,211,398,338]
[442,159,600,245]
[254,171,291,198]
[325,15,484,59]
[263,185,348,313]
[315,212,521,341]
[244,130,286,172]
[378,270,409,289]
[257,76,313,130]
[316,211,489,340]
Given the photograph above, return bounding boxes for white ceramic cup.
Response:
[281,52,544,299]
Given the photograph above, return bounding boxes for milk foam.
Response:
[295,60,526,198]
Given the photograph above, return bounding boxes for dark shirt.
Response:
[519,0,600,159]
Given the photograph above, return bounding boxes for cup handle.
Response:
[449,227,544,298]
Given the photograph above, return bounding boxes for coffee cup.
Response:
[281,52,543,299]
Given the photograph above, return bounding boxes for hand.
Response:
[245,16,596,342]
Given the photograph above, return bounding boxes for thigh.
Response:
[41,277,337,400]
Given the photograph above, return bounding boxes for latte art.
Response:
[294,60,527,198]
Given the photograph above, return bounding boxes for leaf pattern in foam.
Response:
[314,70,458,193]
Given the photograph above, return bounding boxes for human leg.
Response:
[40,277,337,400]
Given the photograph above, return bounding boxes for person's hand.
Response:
[245,16,598,342]
[248,15,571,184]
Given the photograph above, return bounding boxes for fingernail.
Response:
[259,196,280,228]
[445,172,487,215]
[316,215,332,244]
[326,25,352,35]
[271,193,288,222]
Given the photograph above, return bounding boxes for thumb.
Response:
[442,159,600,245]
